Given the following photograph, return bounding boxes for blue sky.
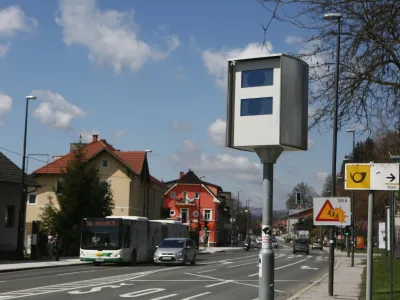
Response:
[0,0,366,210]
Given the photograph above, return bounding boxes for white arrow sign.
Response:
[300,266,319,270]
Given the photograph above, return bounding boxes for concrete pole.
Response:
[366,190,375,300]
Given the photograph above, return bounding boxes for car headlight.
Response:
[177,252,183,256]
[154,251,160,257]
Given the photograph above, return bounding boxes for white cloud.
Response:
[31,90,86,130]
[0,6,37,57]
[80,129,100,143]
[202,42,273,88]
[56,0,180,73]
[207,118,226,147]
[112,129,125,140]
[0,92,12,126]
[169,140,262,184]
[171,120,192,132]
[0,43,10,56]
[284,35,304,46]
[315,171,329,184]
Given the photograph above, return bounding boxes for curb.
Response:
[285,257,342,300]
[0,262,90,273]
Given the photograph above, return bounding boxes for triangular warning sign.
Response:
[315,200,338,222]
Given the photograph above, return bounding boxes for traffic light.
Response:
[204,221,209,231]
[345,226,350,236]
[296,192,302,204]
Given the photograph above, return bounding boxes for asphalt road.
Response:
[0,245,332,300]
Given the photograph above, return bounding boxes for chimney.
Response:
[92,134,99,142]
[180,171,184,178]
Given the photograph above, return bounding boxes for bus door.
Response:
[121,222,132,262]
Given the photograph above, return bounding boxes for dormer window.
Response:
[102,159,109,168]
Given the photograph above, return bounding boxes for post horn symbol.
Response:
[350,172,367,183]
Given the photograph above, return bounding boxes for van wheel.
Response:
[130,250,137,266]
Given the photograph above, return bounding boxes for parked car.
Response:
[153,237,196,266]
[293,238,310,255]
[312,240,323,250]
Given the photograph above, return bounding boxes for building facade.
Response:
[26,134,166,232]
[163,170,231,247]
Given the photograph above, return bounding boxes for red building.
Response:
[163,170,231,247]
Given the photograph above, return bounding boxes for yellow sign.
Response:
[345,164,371,190]
[96,252,102,256]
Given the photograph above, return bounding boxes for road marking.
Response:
[181,292,211,300]
[120,288,165,298]
[227,254,284,269]
[0,268,182,299]
[150,295,177,300]
[205,281,232,288]
[300,266,319,270]
[57,270,95,276]
[248,256,312,277]
[197,269,216,274]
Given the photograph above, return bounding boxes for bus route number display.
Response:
[85,220,118,227]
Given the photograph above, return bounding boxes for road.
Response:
[0,245,331,300]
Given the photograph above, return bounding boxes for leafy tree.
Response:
[38,196,58,234]
[285,182,319,209]
[39,141,114,255]
[321,174,332,197]
[259,0,400,132]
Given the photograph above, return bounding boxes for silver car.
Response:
[154,238,196,265]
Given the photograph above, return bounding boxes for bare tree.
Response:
[259,0,400,133]
[286,181,319,209]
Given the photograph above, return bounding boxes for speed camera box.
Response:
[225,53,309,152]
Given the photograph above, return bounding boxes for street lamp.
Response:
[198,175,206,248]
[346,129,356,267]
[323,11,343,297]
[16,95,37,259]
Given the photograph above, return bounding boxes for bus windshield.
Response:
[81,219,122,250]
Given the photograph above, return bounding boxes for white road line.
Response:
[227,254,285,269]
[205,281,232,288]
[197,269,216,274]
[57,270,95,276]
[150,294,178,300]
[248,256,312,277]
[181,292,211,300]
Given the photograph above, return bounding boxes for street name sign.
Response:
[313,197,351,226]
[344,163,400,191]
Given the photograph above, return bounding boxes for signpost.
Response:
[345,162,400,300]
[225,53,309,300]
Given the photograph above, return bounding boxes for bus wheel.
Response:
[94,262,101,266]
[130,250,137,266]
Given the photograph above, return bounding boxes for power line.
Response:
[0,146,49,164]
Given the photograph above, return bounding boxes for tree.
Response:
[40,141,114,255]
[285,182,319,209]
[259,0,400,132]
[321,174,332,197]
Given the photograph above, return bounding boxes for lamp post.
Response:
[143,150,152,218]
[198,176,206,248]
[346,129,356,267]
[237,189,242,245]
[323,12,342,296]
[16,95,37,259]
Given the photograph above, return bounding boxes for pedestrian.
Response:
[54,233,62,261]
[47,232,54,259]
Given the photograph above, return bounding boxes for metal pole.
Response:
[328,16,341,296]
[366,190,374,300]
[351,130,356,267]
[385,206,389,256]
[198,184,201,249]
[259,163,275,300]
[390,190,394,300]
[16,98,30,260]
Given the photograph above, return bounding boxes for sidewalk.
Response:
[288,256,365,299]
[0,257,89,273]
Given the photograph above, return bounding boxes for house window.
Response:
[171,191,176,198]
[204,209,212,221]
[102,159,109,168]
[181,208,189,224]
[195,192,200,199]
[4,205,15,227]
[27,194,37,205]
[182,191,188,200]
[55,178,63,193]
